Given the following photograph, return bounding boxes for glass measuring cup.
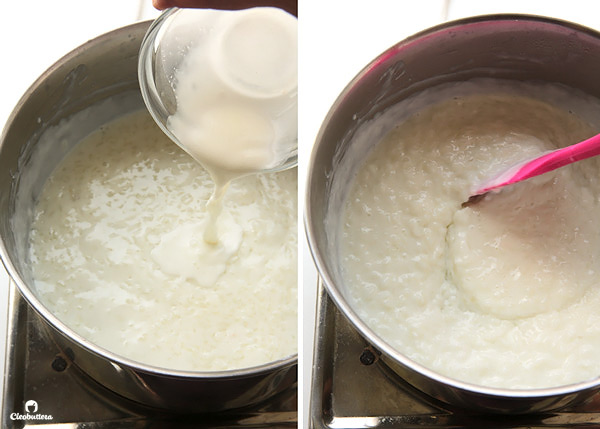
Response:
[138,7,298,176]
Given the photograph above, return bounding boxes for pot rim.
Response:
[0,20,297,381]
[304,12,600,400]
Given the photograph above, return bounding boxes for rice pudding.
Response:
[341,83,600,389]
[28,110,297,372]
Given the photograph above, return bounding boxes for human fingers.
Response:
[152,0,297,16]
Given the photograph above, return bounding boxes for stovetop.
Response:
[1,281,297,428]
[309,281,600,428]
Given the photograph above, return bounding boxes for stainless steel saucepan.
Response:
[0,21,296,413]
[305,14,600,414]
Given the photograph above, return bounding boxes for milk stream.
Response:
[164,7,298,243]
[203,179,229,244]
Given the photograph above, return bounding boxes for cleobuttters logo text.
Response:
[10,400,54,421]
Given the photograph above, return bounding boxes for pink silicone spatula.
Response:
[473,132,600,196]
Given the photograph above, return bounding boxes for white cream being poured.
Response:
[164,7,298,244]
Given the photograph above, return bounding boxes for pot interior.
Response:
[311,16,600,300]
[306,14,600,410]
[0,22,143,296]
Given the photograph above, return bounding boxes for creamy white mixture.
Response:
[163,7,297,243]
[165,7,297,179]
[28,110,297,372]
[342,89,600,389]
